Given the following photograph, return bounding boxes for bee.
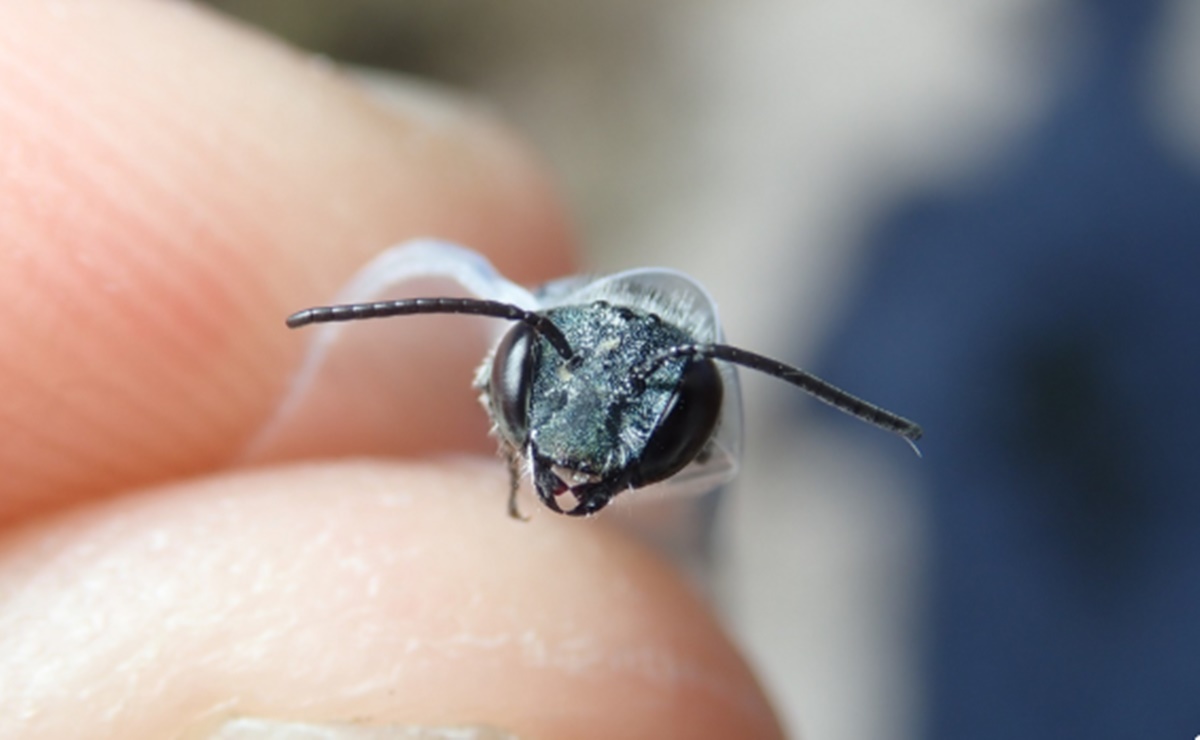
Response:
[287,241,921,518]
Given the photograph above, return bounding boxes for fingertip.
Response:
[0,461,783,739]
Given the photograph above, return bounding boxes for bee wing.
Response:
[325,239,541,312]
[544,267,744,500]
[247,240,538,459]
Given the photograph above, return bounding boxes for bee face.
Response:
[485,302,723,516]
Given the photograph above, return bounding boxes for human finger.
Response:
[0,461,783,739]
[0,0,574,522]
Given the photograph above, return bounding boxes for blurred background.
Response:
[199,1,1200,737]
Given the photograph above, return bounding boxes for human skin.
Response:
[0,2,785,738]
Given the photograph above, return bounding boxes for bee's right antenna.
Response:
[640,343,923,455]
[286,297,575,360]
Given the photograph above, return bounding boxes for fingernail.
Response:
[340,67,527,182]
[208,718,522,739]
[347,66,489,128]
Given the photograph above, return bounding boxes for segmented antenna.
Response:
[286,297,575,360]
[641,343,924,454]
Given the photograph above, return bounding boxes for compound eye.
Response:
[489,322,538,444]
[632,359,723,487]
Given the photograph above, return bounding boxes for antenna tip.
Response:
[286,310,313,329]
[898,422,924,457]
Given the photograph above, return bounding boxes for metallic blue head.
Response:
[487,301,723,516]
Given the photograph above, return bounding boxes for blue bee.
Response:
[287,241,921,518]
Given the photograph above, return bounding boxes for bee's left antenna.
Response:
[286,297,575,360]
[640,342,923,454]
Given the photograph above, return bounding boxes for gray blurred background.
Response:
[201,1,1200,737]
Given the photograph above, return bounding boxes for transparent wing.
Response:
[245,240,537,460]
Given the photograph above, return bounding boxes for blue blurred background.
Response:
[818,1,1200,737]
[204,1,1200,736]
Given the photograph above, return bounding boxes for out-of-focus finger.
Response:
[0,0,574,521]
